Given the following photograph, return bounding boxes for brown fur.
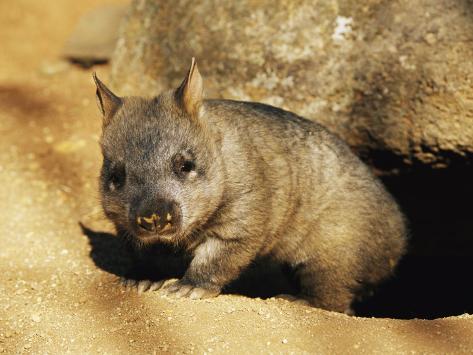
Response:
[94,60,407,313]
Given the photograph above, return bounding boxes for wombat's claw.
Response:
[119,278,164,293]
[274,294,297,301]
[120,277,138,288]
[137,280,152,293]
[344,307,355,316]
[166,282,193,298]
[137,280,165,293]
[165,280,220,300]
[148,280,165,292]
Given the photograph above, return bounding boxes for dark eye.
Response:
[109,164,126,191]
[173,153,196,178]
[180,160,195,173]
[173,149,198,178]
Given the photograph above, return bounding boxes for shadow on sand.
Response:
[80,223,297,300]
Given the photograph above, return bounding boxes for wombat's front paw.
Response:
[165,279,220,300]
[119,277,165,294]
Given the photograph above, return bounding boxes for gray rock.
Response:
[63,4,128,67]
[110,0,473,171]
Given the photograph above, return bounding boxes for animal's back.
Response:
[205,98,407,310]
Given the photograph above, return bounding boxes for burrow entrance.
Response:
[354,161,473,319]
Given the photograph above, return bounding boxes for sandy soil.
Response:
[0,1,472,353]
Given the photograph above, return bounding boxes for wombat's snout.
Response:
[134,198,181,235]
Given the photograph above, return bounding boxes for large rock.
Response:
[111,0,473,171]
[63,4,128,67]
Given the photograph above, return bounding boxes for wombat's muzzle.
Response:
[133,198,181,235]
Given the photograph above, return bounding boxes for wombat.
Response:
[93,58,407,313]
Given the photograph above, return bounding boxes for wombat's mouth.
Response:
[131,224,181,243]
[136,214,174,234]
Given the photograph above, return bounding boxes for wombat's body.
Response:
[94,59,407,313]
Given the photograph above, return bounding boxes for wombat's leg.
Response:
[297,262,356,314]
[165,237,257,300]
[120,242,185,293]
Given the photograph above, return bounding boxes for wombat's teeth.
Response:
[142,216,153,224]
[161,223,172,232]
[142,213,159,224]
[166,213,172,221]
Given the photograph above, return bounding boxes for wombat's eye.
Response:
[173,154,196,178]
[109,165,126,191]
[173,150,197,178]
[180,160,195,173]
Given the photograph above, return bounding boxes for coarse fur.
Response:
[94,60,407,313]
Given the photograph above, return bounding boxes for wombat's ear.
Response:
[93,72,122,127]
[175,57,203,118]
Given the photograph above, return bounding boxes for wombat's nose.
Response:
[135,199,180,234]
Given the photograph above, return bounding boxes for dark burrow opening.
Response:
[353,162,473,319]
[82,162,473,320]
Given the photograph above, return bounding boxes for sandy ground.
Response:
[1,1,473,353]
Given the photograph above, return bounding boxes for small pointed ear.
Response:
[93,72,122,126]
[175,57,203,117]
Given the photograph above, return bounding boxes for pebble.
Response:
[31,314,41,323]
[282,338,288,344]
[424,33,437,45]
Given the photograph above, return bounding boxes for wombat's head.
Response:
[94,59,223,245]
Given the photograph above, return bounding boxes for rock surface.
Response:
[111,0,473,170]
[63,4,128,66]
